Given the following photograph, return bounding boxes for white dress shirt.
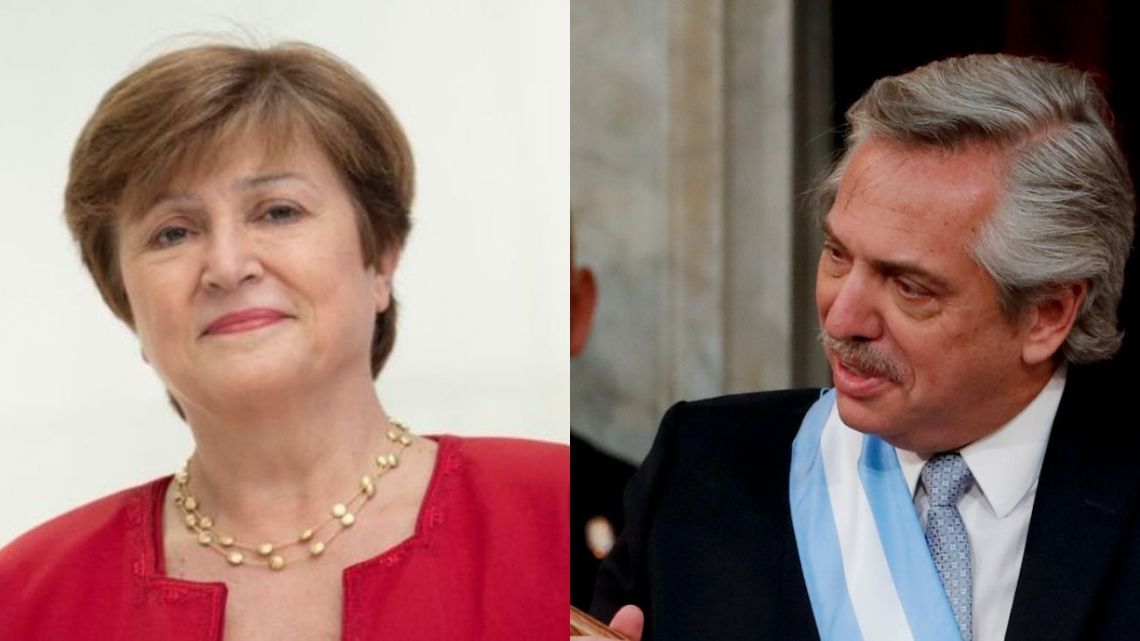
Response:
[894,365,1066,641]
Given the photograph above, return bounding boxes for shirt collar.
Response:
[896,365,1066,518]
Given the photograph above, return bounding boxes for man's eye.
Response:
[896,279,929,300]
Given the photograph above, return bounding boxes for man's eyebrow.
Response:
[821,220,952,292]
[870,258,953,293]
[821,221,846,251]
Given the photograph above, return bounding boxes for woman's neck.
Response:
[177,375,396,539]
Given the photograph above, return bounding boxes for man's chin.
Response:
[833,391,895,437]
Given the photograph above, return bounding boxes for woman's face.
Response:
[116,131,394,413]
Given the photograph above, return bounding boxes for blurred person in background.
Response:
[571,221,635,610]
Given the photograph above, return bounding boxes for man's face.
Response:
[816,137,1046,454]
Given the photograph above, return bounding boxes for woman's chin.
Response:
[173,352,318,412]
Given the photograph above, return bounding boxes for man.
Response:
[585,55,1140,641]
[571,224,637,609]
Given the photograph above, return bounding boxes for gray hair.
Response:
[815,54,1135,363]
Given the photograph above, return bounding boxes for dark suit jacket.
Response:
[593,362,1140,640]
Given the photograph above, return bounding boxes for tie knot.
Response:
[921,452,973,507]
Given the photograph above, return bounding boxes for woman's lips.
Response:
[204,308,288,335]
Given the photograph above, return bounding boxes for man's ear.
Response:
[571,266,597,357]
[373,249,403,313]
[1021,281,1087,366]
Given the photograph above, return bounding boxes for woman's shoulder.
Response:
[428,435,568,524]
[0,477,165,583]
[447,434,569,459]
[442,434,568,486]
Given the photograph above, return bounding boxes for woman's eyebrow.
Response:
[233,172,314,191]
[127,190,197,225]
[149,190,196,208]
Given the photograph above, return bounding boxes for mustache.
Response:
[817,331,904,384]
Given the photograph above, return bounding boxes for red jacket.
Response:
[0,436,569,640]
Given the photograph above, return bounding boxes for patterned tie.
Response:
[921,453,974,641]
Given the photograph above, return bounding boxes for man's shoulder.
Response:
[645,388,823,474]
[664,388,823,439]
[681,387,823,413]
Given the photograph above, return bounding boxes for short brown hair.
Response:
[814,54,1133,363]
[64,42,414,379]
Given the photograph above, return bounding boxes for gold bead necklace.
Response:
[173,420,413,571]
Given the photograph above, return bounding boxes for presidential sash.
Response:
[788,390,962,641]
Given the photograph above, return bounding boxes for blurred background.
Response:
[571,0,1140,466]
[0,0,568,545]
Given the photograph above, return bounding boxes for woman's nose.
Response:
[200,224,263,292]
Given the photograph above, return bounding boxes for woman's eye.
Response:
[153,226,190,248]
[262,204,302,223]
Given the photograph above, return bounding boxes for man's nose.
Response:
[821,268,883,341]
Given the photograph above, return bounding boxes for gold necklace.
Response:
[173,420,413,571]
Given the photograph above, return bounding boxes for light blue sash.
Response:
[788,390,962,641]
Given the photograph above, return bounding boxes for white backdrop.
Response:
[0,1,568,545]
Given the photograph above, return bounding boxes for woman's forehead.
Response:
[121,120,324,218]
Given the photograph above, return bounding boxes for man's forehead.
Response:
[848,138,1003,189]
[831,139,1005,237]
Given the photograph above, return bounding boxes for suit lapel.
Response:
[1005,362,1140,640]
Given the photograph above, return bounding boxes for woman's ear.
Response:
[373,249,402,313]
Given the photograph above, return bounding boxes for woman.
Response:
[0,42,568,640]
